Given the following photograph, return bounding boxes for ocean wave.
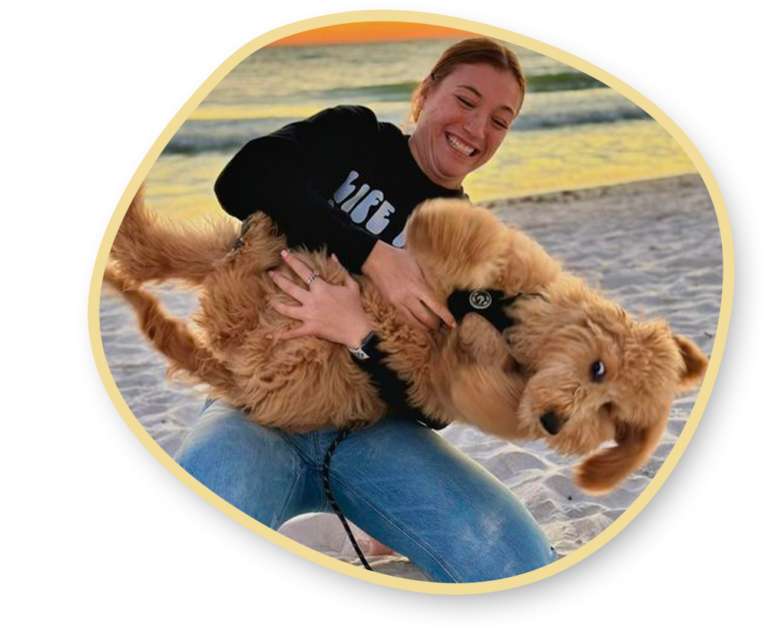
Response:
[527,72,606,93]
[162,104,650,156]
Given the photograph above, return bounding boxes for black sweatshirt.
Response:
[215,106,465,428]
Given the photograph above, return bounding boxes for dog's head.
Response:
[508,279,708,493]
[406,199,709,494]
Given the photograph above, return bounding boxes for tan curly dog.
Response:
[105,185,708,493]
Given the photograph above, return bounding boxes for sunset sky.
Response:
[269,22,479,47]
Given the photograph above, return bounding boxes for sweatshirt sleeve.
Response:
[214,106,379,274]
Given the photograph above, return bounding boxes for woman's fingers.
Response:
[331,253,359,290]
[270,322,314,342]
[280,249,317,287]
[401,281,454,330]
[269,270,308,302]
[411,262,456,329]
[268,251,369,347]
[273,250,452,334]
[419,292,457,329]
[269,296,317,340]
[270,300,304,321]
[408,299,440,330]
[360,242,456,331]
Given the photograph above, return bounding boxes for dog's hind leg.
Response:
[109,184,241,286]
[103,266,236,393]
[225,211,286,274]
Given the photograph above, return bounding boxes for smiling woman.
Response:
[408,39,525,190]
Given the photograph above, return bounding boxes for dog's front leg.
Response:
[439,315,527,438]
[449,313,509,366]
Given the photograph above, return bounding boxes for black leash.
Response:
[322,429,373,571]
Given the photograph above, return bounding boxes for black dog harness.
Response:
[447,288,520,332]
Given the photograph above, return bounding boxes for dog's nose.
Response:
[540,411,565,435]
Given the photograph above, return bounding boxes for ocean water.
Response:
[146,38,697,218]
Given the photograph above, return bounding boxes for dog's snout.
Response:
[540,411,565,435]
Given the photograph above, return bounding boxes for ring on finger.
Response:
[305,270,320,286]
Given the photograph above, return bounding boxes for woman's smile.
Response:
[446,132,479,157]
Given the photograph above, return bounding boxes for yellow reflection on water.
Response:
[145,154,231,221]
[464,120,696,201]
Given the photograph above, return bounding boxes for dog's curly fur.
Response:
[106,185,708,493]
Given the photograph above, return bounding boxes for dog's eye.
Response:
[591,360,606,382]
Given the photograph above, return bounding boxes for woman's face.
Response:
[409,63,524,190]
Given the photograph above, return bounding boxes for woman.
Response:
[175,38,557,583]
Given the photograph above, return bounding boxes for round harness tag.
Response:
[469,290,493,310]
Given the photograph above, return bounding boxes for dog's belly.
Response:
[220,333,386,431]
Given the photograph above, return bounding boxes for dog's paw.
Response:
[406,199,509,291]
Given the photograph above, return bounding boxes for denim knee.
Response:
[428,508,557,583]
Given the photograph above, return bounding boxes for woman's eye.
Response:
[455,95,509,129]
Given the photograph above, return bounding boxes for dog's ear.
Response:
[574,419,666,495]
[405,199,509,292]
[674,334,708,391]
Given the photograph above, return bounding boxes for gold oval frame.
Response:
[88,9,733,595]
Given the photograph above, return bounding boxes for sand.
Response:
[99,173,721,581]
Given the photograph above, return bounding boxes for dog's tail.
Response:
[109,184,240,286]
[103,266,236,393]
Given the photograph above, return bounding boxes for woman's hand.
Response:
[268,250,373,349]
[362,241,456,330]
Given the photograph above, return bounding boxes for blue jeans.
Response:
[175,399,557,583]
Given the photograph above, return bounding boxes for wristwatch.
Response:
[347,331,378,361]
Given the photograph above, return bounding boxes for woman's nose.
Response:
[463,112,484,139]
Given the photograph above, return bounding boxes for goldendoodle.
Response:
[105,185,708,493]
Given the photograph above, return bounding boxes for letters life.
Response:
[329,170,406,247]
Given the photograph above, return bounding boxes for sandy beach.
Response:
[99,173,721,581]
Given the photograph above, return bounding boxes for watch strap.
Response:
[348,331,379,361]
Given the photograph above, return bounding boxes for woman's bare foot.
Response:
[362,535,395,556]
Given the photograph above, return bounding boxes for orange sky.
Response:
[269,22,479,47]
